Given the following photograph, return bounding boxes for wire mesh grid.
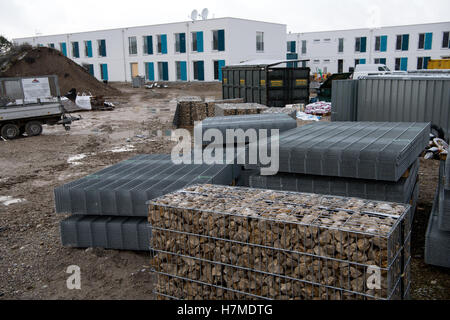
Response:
[149,184,411,300]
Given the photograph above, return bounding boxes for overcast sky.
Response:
[1,0,449,39]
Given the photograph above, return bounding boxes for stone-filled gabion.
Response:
[149,184,411,300]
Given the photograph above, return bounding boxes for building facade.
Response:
[286,22,450,74]
[14,18,286,82]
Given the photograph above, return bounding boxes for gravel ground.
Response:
[0,82,449,300]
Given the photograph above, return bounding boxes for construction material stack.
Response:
[172,97,244,128]
[55,154,240,251]
[214,103,268,117]
[425,157,450,268]
[150,184,412,300]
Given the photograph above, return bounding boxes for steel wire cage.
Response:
[149,184,411,300]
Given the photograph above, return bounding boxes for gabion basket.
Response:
[149,184,411,300]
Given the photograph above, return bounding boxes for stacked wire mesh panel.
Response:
[55,154,240,251]
[197,113,297,146]
[150,184,412,300]
[425,159,450,268]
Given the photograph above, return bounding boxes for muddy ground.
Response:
[0,82,449,300]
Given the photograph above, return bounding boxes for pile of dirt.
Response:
[0,47,120,97]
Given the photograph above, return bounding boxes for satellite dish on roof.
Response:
[201,8,209,20]
[191,9,198,21]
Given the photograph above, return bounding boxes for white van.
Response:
[352,64,392,79]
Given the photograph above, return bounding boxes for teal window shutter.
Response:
[360,58,366,64]
[87,41,93,57]
[380,36,387,52]
[402,34,409,51]
[425,33,432,50]
[218,30,225,51]
[424,57,430,69]
[87,64,94,76]
[147,36,153,55]
[180,33,186,53]
[100,40,107,57]
[380,58,386,65]
[147,62,155,81]
[290,41,296,53]
[360,37,367,52]
[161,35,167,54]
[197,32,204,52]
[101,64,108,80]
[218,60,225,81]
[400,57,408,70]
[163,62,168,80]
[180,61,187,81]
[61,43,67,56]
[198,61,204,80]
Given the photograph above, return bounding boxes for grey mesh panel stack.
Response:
[238,159,419,204]
[55,154,240,217]
[198,113,297,145]
[246,121,430,182]
[60,215,151,251]
[440,156,450,231]
[425,162,450,268]
[56,154,240,251]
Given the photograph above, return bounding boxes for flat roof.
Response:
[13,17,286,40]
[288,20,450,36]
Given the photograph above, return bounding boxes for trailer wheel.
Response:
[25,121,43,136]
[1,124,20,140]
[19,126,25,136]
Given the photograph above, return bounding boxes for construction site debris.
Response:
[305,101,332,115]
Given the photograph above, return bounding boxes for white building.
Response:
[13,18,286,82]
[286,21,450,74]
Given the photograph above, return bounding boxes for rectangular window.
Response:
[337,59,343,73]
[396,34,409,51]
[157,34,167,54]
[418,33,425,49]
[212,30,225,51]
[85,64,94,76]
[374,58,387,65]
[375,36,381,51]
[98,39,107,57]
[417,57,431,70]
[100,64,108,80]
[72,42,80,58]
[191,31,203,52]
[143,36,153,55]
[355,59,366,66]
[128,36,137,55]
[395,57,408,71]
[355,37,367,52]
[423,33,433,50]
[193,61,204,81]
[256,31,264,52]
[48,43,55,49]
[287,41,296,53]
[158,62,169,81]
[213,60,225,81]
[301,40,307,54]
[443,31,450,48]
[174,33,186,53]
[338,38,344,53]
[84,41,92,57]
[175,61,187,81]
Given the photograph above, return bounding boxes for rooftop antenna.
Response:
[201,8,209,20]
[190,9,198,21]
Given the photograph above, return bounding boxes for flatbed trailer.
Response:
[0,75,78,139]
